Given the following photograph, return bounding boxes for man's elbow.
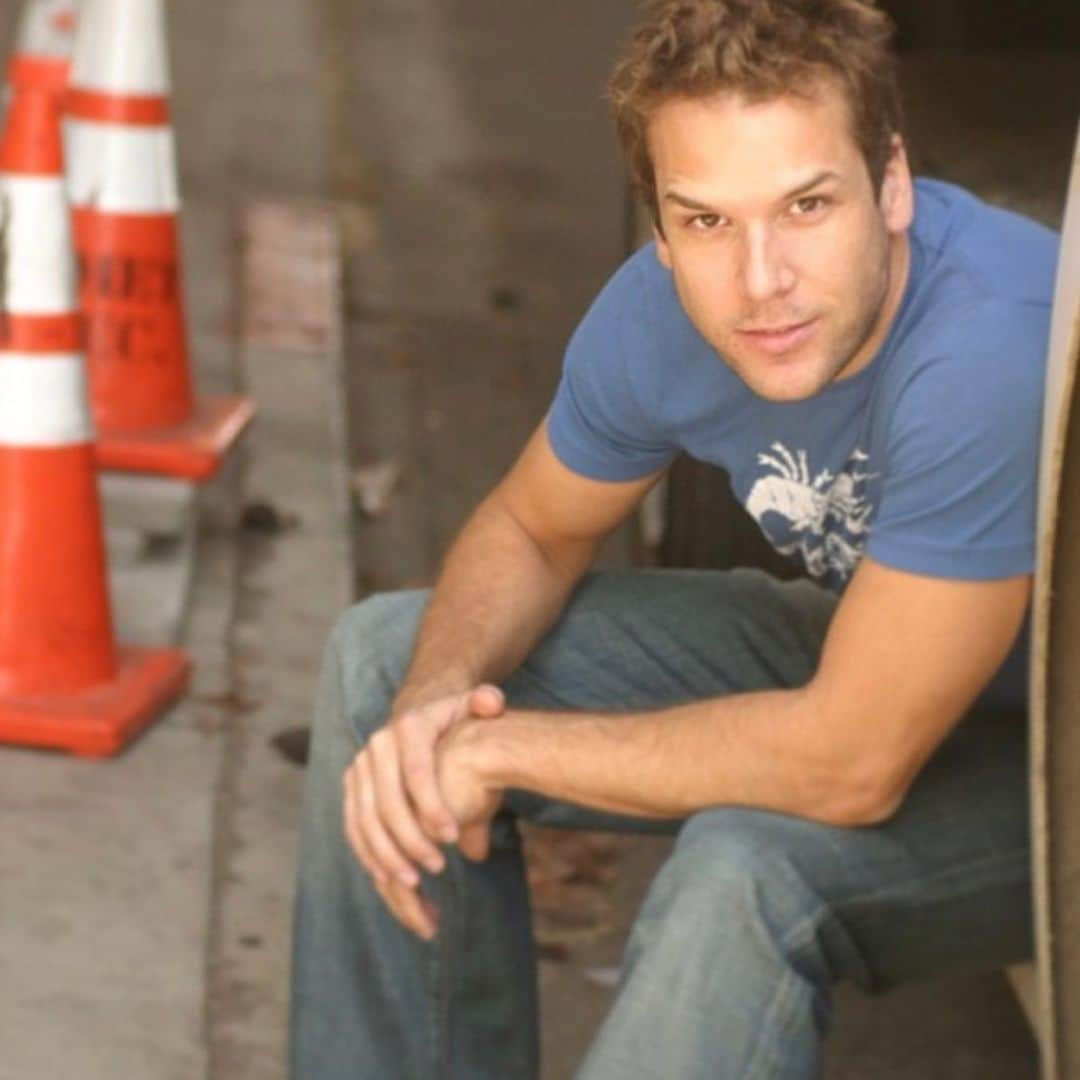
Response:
[813,754,913,828]
[826,781,907,828]
[798,689,937,829]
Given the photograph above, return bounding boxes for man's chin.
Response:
[750,379,830,403]
[723,349,836,403]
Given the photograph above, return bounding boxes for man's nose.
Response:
[740,225,796,304]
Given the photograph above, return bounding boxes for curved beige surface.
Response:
[1031,118,1080,1080]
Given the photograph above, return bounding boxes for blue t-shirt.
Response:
[547,179,1059,709]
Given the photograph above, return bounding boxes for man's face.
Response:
[650,83,913,402]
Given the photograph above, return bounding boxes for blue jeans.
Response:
[290,569,1031,1078]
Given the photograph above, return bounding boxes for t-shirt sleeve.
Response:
[546,256,678,481]
[866,302,1048,580]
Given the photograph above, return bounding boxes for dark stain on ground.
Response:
[240,501,302,536]
[192,691,261,715]
[489,286,523,311]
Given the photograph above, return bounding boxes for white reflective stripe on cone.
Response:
[70,0,169,95]
[0,354,92,446]
[64,117,179,212]
[15,0,80,59]
[0,175,79,313]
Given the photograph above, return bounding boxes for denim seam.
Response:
[742,963,814,1080]
[435,867,455,1077]
[433,924,447,1077]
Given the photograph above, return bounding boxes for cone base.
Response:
[0,645,190,757]
[95,394,256,482]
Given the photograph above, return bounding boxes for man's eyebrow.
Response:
[781,170,841,200]
[663,170,842,212]
[663,190,718,212]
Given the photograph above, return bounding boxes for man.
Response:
[291,0,1059,1075]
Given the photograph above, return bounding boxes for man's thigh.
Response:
[504,567,836,712]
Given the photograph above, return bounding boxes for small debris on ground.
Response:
[271,726,311,766]
[351,460,402,518]
[584,965,621,989]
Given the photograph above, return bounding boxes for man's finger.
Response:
[398,736,460,845]
[355,755,422,887]
[375,876,438,940]
[368,732,446,873]
[342,764,385,885]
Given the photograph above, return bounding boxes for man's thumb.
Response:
[469,684,505,717]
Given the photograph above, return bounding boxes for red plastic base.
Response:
[94,394,256,482]
[0,645,191,757]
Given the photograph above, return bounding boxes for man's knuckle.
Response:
[396,710,419,734]
[357,797,381,840]
[418,811,447,837]
[369,728,393,756]
[371,831,404,869]
[401,755,432,780]
[403,834,435,863]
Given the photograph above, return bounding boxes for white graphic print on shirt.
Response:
[745,442,877,585]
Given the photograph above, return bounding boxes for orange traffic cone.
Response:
[0,86,189,757]
[64,0,254,482]
[5,0,79,98]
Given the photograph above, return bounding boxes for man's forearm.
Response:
[395,490,590,710]
[459,688,899,828]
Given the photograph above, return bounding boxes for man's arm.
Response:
[394,422,658,709]
[442,557,1031,828]
[343,421,662,937]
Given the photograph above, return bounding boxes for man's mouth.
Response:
[736,317,818,355]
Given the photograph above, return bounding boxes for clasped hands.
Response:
[342,684,507,940]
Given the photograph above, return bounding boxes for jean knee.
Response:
[329,590,429,670]
[632,810,841,985]
[313,587,425,756]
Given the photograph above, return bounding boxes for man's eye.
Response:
[690,213,723,231]
[791,195,828,217]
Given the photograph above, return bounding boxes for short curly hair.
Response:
[609,0,904,226]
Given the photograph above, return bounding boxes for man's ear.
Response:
[879,134,914,235]
[654,222,673,268]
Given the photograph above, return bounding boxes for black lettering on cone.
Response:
[79,248,181,368]
[88,314,176,367]
[130,314,176,366]
[78,253,178,305]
